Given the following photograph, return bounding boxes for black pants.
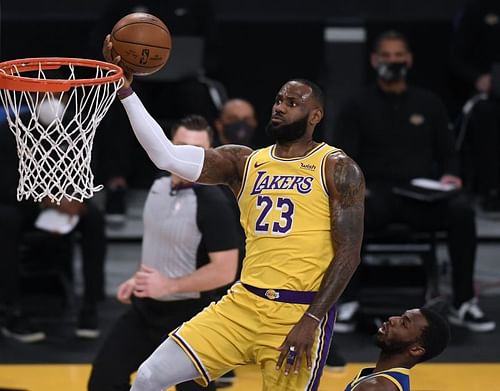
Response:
[88,297,216,391]
[0,201,106,309]
[343,185,477,307]
[468,98,500,195]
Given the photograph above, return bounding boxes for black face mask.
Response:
[376,62,409,83]
[222,121,255,146]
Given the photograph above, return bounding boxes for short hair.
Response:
[170,114,214,143]
[288,78,325,110]
[372,30,411,53]
[417,308,451,363]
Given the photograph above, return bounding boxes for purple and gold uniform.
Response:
[171,143,341,391]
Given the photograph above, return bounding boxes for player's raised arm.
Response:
[103,35,252,189]
[119,91,251,187]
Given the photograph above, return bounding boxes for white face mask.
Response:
[37,97,65,126]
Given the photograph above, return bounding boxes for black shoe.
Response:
[448,298,496,333]
[105,187,127,224]
[1,313,46,343]
[214,370,236,388]
[325,345,347,372]
[75,306,100,339]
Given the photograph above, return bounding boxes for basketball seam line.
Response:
[112,38,171,50]
[112,21,169,34]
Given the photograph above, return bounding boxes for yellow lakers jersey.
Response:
[237,142,341,291]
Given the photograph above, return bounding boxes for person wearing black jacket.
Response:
[450,0,500,210]
[333,30,495,333]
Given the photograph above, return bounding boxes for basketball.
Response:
[110,13,171,76]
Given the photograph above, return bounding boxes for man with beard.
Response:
[344,307,450,391]
[104,32,365,391]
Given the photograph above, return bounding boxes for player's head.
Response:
[266,79,324,143]
[215,98,257,146]
[370,30,413,83]
[171,114,213,149]
[375,308,450,364]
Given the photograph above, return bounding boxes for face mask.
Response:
[223,120,255,145]
[376,62,408,83]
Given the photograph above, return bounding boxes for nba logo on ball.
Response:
[110,13,172,76]
[140,49,150,65]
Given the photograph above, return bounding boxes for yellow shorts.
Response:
[170,283,336,391]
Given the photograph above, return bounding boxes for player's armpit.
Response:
[199,145,253,191]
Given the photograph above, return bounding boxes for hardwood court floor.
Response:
[0,363,498,391]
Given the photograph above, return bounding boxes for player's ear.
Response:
[409,343,425,359]
[310,108,323,126]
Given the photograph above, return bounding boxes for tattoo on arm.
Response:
[198,145,253,192]
[307,153,365,319]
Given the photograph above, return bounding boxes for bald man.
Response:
[214,98,258,146]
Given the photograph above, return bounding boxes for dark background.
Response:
[0,0,468,146]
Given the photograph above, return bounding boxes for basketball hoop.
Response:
[0,57,124,203]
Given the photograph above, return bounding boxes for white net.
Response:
[0,60,123,203]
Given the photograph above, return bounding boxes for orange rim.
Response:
[0,57,124,92]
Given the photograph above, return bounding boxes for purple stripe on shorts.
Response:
[308,305,336,391]
[241,283,316,304]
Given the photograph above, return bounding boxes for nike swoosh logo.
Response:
[254,161,267,168]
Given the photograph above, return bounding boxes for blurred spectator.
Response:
[88,115,240,391]
[344,308,450,391]
[332,30,495,333]
[214,98,258,146]
[450,0,500,210]
[0,107,106,342]
[90,0,221,223]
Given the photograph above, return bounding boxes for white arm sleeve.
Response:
[120,93,205,182]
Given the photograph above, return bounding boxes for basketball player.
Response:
[104,36,365,391]
[344,307,450,391]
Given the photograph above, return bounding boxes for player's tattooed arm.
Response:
[307,152,365,320]
[198,145,253,194]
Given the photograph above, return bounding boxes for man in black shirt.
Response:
[450,0,500,210]
[333,31,495,333]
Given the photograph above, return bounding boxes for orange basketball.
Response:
[110,12,171,76]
